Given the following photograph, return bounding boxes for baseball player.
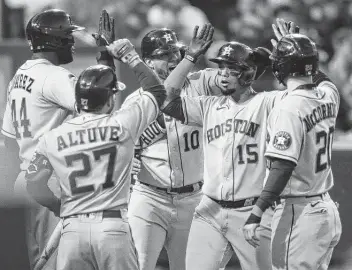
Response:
[160,31,287,268]
[1,9,116,269]
[123,25,234,270]
[243,19,342,270]
[25,37,167,270]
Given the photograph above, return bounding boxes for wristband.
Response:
[184,54,197,63]
[97,47,116,70]
[245,213,262,225]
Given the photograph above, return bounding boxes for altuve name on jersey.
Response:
[57,126,120,151]
[11,73,35,92]
[207,118,259,143]
[303,102,337,132]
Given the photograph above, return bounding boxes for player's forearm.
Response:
[164,58,195,93]
[4,137,21,192]
[26,172,60,215]
[161,96,185,122]
[131,60,166,108]
[96,47,116,71]
[245,158,295,224]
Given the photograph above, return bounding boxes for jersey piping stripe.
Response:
[1,128,16,138]
[174,121,185,186]
[265,152,298,165]
[182,97,189,124]
[286,204,295,270]
[165,117,173,188]
[65,115,109,125]
[19,61,51,70]
[231,107,245,201]
[143,92,158,116]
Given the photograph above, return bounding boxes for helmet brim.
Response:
[67,25,85,33]
[209,57,250,70]
[151,42,186,56]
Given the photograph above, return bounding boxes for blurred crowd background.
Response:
[1,0,352,137]
[1,0,352,269]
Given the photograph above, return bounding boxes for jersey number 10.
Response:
[11,98,31,139]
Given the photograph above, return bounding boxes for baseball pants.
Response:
[186,194,273,270]
[271,193,342,270]
[57,210,138,270]
[14,171,60,270]
[127,181,202,270]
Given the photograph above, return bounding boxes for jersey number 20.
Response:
[315,126,334,173]
[11,98,31,139]
[65,146,117,195]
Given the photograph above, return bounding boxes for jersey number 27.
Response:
[65,146,117,195]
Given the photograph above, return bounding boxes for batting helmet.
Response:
[209,42,258,86]
[270,33,318,85]
[26,9,84,64]
[75,65,126,112]
[141,28,186,59]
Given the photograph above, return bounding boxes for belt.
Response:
[209,196,259,209]
[278,192,329,205]
[64,210,122,219]
[139,181,203,195]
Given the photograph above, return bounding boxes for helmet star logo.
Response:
[223,47,232,56]
[163,33,173,43]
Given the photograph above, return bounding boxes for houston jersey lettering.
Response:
[181,90,286,200]
[123,69,222,187]
[265,81,340,196]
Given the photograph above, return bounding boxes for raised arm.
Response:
[161,24,214,121]
[107,39,166,108]
[93,10,117,70]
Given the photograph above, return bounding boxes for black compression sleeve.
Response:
[256,158,296,212]
[245,158,295,224]
[313,70,332,86]
[132,62,166,107]
[161,96,185,122]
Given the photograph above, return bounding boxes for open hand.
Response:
[186,23,214,61]
[92,10,115,46]
[271,18,300,48]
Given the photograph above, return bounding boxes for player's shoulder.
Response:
[317,80,339,98]
[187,68,217,81]
[45,65,76,81]
[122,87,144,108]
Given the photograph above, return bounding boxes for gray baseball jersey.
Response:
[34,91,159,217]
[123,68,221,187]
[1,59,76,170]
[181,90,285,200]
[265,81,339,196]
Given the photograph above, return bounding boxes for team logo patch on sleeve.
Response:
[273,131,292,150]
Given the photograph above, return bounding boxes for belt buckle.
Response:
[166,187,179,195]
[243,197,255,207]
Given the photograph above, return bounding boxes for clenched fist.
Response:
[107,39,141,66]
